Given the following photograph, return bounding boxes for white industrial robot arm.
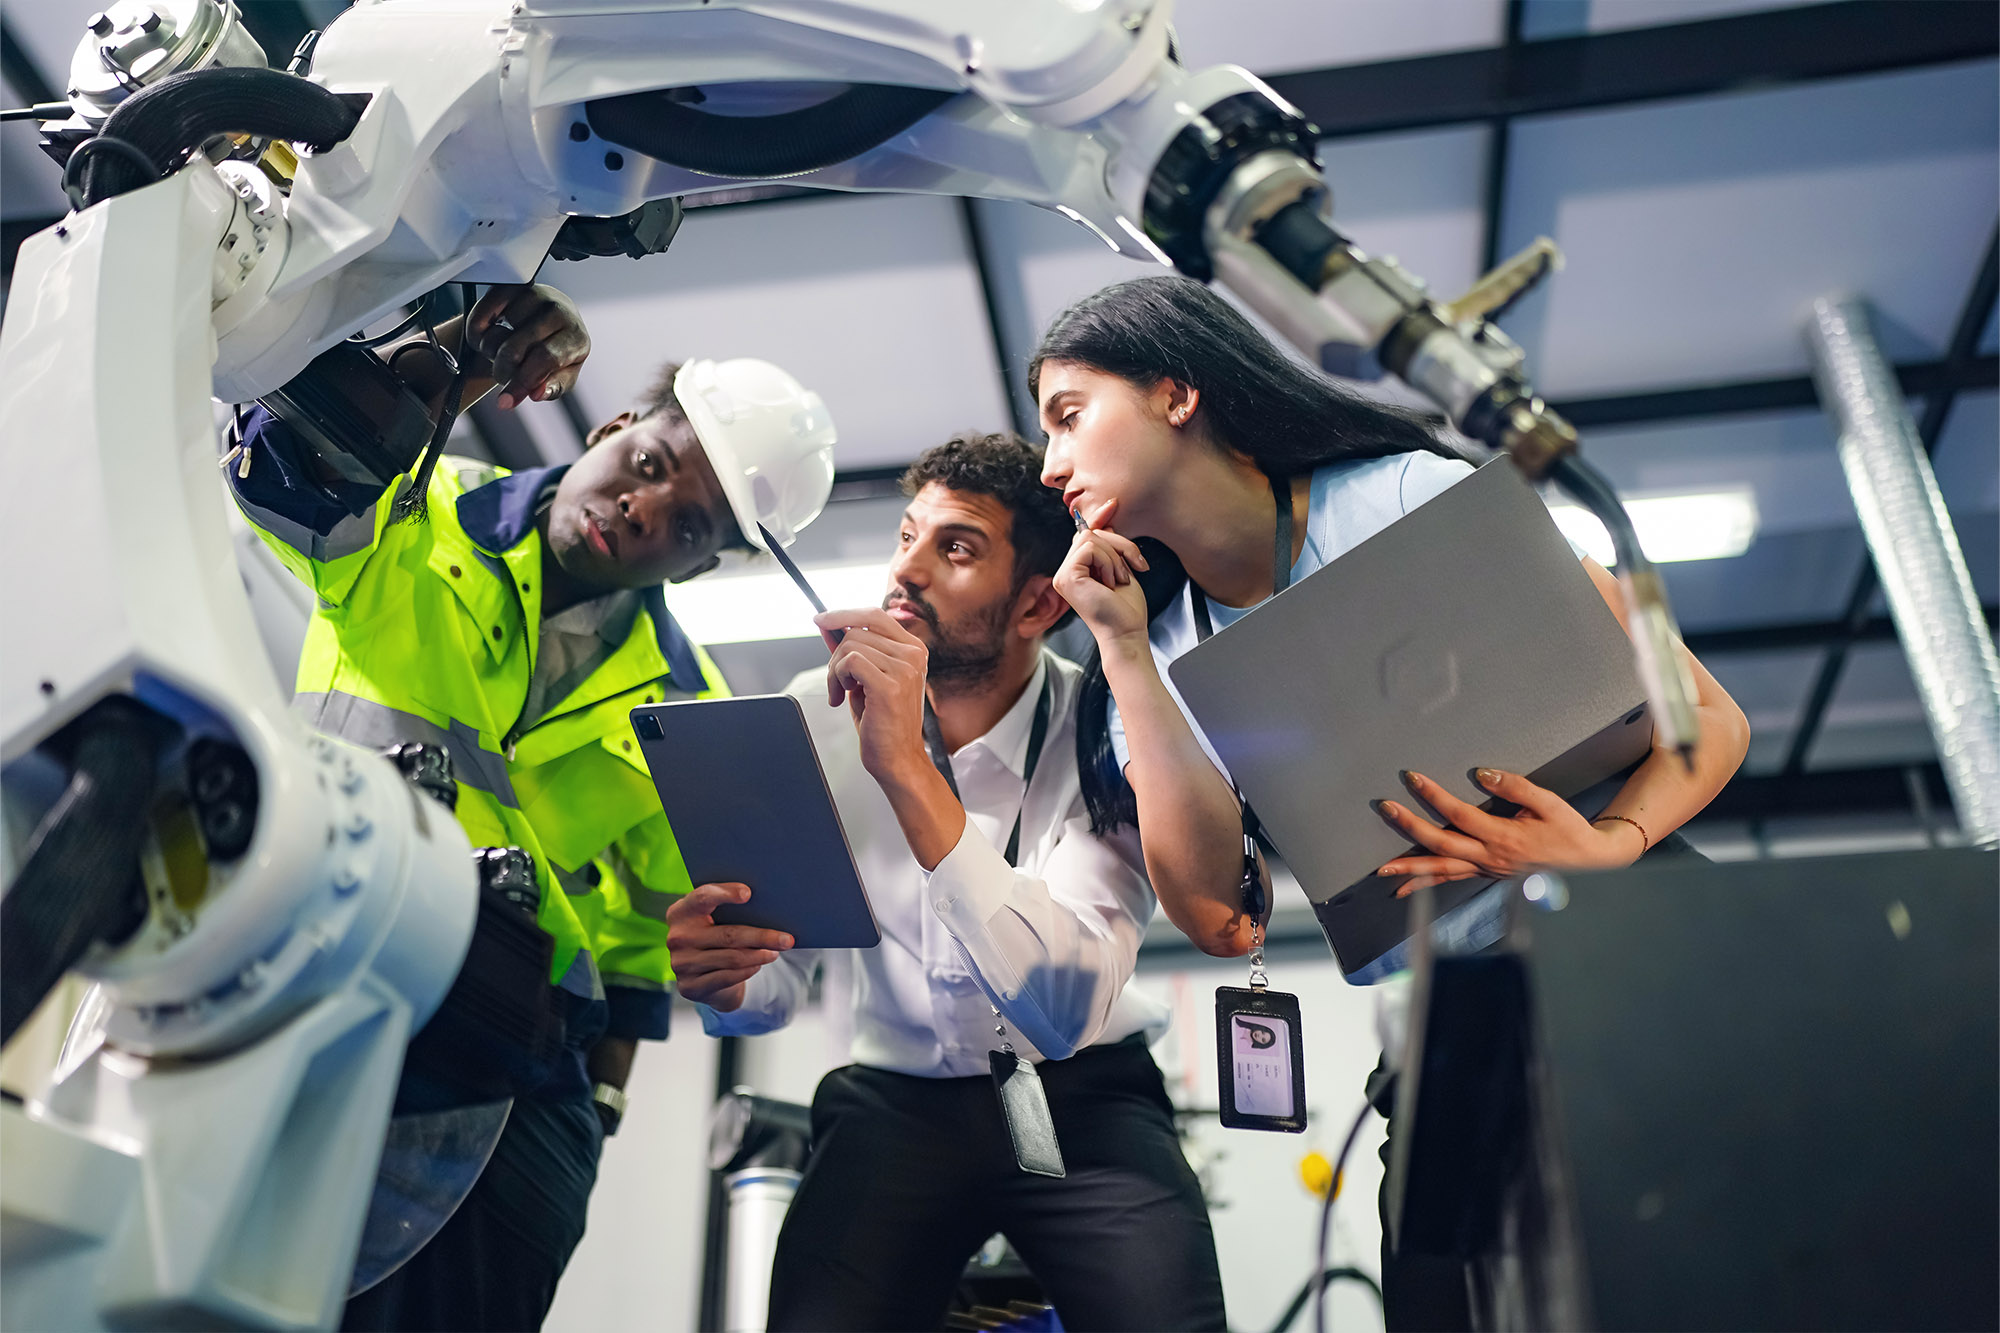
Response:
[0,3,1696,1326]
[231,0,1694,747]
[27,0,1701,748]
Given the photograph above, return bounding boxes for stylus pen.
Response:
[758,522,842,644]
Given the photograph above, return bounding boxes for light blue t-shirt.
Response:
[1108,450,1476,775]
[1105,451,1593,984]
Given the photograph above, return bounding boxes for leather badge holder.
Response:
[990,1050,1066,1177]
[1215,986,1308,1133]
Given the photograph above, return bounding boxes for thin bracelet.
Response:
[1593,813,1650,854]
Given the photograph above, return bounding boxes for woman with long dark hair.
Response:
[1033,274,1748,961]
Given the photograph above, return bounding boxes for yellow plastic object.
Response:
[261,139,299,185]
[1299,1150,1334,1200]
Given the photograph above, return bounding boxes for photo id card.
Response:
[1215,986,1307,1133]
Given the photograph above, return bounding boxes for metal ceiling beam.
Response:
[1779,224,2000,779]
[1474,0,1527,277]
[1268,0,1999,142]
[958,196,1038,441]
[810,346,2000,496]
[1685,605,1998,657]
[1701,760,1953,824]
[1554,354,2000,430]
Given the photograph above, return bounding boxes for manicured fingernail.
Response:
[1377,866,1395,876]
[1399,769,1417,785]
[1477,767,1501,785]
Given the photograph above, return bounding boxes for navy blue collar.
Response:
[456,464,709,693]
[457,463,568,552]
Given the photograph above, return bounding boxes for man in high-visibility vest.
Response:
[227,283,837,1331]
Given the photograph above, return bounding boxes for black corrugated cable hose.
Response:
[586,82,955,180]
[1,699,168,1046]
[79,65,360,206]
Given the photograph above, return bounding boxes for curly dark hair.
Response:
[635,361,688,426]
[900,432,1075,596]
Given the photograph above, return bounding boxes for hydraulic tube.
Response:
[1178,140,1702,759]
[1804,296,2000,845]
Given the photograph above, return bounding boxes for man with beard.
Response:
[666,433,1227,1332]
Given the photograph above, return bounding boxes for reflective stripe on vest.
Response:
[294,690,519,808]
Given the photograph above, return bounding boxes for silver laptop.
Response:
[1168,459,1651,976]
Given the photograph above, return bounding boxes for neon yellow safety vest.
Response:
[230,414,723,1037]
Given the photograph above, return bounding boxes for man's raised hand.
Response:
[665,882,793,1012]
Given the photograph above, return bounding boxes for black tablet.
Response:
[631,695,880,949]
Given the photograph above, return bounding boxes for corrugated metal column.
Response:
[1804,296,2000,845]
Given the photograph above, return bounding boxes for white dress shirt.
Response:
[698,649,1170,1077]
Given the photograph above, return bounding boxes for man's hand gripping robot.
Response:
[0,2,1699,1326]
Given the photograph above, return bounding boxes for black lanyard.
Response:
[1189,471,1295,640]
[1186,472,1295,959]
[922,668,1055,867]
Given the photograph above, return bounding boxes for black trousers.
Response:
[768,1035,1227,1333]
[342,1093,603,1333]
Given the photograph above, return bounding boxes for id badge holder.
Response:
[991,1048,1066,1177]
[1216,986,1307,1132]
[987,1004,1065,1177]
[1216,849,1307,1133]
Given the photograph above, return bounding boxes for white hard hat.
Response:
[674,358,837,552]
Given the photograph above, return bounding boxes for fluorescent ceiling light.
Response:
[1547,488,1759,566]
[663,560,892,644]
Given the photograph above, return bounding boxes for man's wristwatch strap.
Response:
[592,1082,628,1136]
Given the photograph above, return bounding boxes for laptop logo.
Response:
[1380,634,1460,716]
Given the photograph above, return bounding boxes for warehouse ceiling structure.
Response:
[4,0,1994,850]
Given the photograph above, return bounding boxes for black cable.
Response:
[1547,453,1650,578]
[96,43,145,95]
[386,340,448,380]
[391,282,478,523]
[347,297,429,349]
[1263,1268,1384,1333]
[1,699,166,1046]
[352,287,446,349]
[61,133,161,210]
[1314,1101,1379,1333]
[1,101,70,122]
[81,66,359,206]
[416,288,460,377]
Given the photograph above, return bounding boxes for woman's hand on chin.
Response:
[1373,767,1647,893]
[1053,500,1152,646]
